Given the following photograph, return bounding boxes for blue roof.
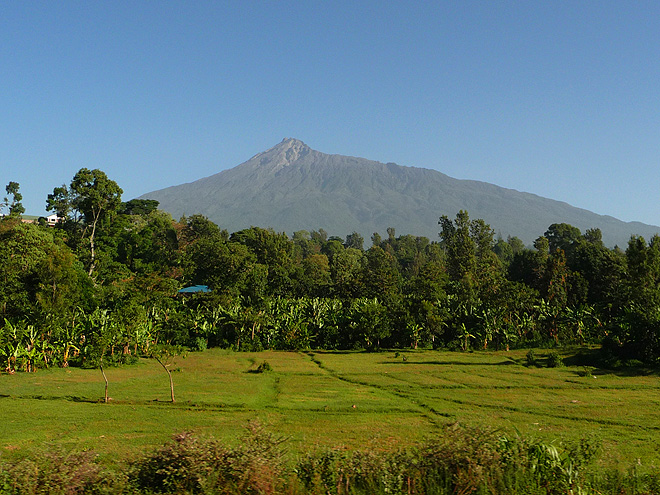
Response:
[178,285,211,293]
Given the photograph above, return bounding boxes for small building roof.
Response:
[177,285,211,294]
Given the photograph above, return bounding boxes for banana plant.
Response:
[54,310,84,368]
[275,298,311,350]
[561,304,596,344]
[133,318,156,356]
[406,322,422,349]
[1,319,23,373]
[22,325,40,372]
[458,323,475,352]
[350,298,388,350]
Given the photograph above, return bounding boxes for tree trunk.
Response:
[87,208,102,276]
[100,357,109,403]
[168,369,175,402]
[155,356,175,402]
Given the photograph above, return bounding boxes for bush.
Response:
[256,361,272,373]
[296,424,604,495]
[0,449,117,495]
[0,424,652,495]
[189,337,208,352]
[526,349,537,367]
[578,366,593,378]
[547,351,565,368]
[130,422,287,494]
[130,431,230,494]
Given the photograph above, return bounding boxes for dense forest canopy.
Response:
[2,170,660,373]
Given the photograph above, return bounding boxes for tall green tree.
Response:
[438,211,477,282]
[344,231,364,250]
[71,169,123,276]
[605,235,660,363]
[0,221,88,319]
[545,223,582,264]
[360,246,401,303]
[47,169,123,276]
[330,247,364,299]
[2,182,25,217]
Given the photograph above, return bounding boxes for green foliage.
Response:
[0,449,116,495]
[255,360,272,373]
[0,221,89,320]
[121,198,160,216]
[130,431,231,493]
[547,351,565,368]
[5,166,660,363]
[0,424,654,495]
[47,168,123,277]
[526,349,537,367]
[130,423,286,494]
[2,181,25,217]
[297,424,604,495]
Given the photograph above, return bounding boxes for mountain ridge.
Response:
[139,138,660,247]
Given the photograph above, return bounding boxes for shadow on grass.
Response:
[562,347,660,377]
[575,367,659,378]
[11,394,99,403]
[66,395,102,403]
[15,394,240,410]
[310,350,363,355]
[380,360,518,366]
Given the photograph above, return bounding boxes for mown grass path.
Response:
[1,348,659,469]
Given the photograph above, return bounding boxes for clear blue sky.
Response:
[2,1,660,227]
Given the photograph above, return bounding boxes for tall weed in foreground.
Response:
[297,424,604,495]
[0,449,119,495]
[1,424,659,494]
[129,421,288,494]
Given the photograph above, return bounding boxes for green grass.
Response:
[1,347,659,471]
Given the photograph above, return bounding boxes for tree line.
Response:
[2,169,660,373]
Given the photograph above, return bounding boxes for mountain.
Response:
[139,138,660,247]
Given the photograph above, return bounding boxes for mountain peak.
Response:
[251,138,312,172]
[280,137,307,146]
[276,137,310,155]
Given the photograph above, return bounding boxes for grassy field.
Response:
[1,347,659,471]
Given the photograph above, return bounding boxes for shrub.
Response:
[526,349,537,367]
[0,424,638,495]
[256,361,272,373]
[296,424,603,495]
[547,351,565,368]
[130,431,230,494]
[578,366,593,377]
[130,422,287,494]
[0,449,116,495]
[189,337,208,352]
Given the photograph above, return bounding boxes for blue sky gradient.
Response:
[2,2,659,227]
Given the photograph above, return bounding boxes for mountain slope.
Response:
[140,138,660,246]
